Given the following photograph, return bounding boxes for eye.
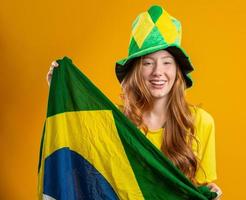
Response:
[163,61,171,65]
[143,62,154,66]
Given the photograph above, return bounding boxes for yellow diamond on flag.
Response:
[132,12,154,48]
[155,11,178,44]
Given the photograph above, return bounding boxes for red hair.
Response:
[120,57,200,184]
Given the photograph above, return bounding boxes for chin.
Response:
[150,91,169,99]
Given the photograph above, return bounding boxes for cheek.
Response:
[141,69,151,80]
[170,68,177,81]
[166,69,177,87]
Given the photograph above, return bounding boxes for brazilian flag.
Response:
[38,57,217,200]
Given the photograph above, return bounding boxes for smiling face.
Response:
[141,50,177,100]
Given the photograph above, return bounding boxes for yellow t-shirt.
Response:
[116,105,217,184]
[141,107,217,184]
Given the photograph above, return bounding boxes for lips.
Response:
[149,80,167,89]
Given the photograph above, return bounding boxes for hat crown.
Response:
[128,5,182,56]
[115,5,194,88]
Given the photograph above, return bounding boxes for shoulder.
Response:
[189,105,215,128]
[189,106,215,140]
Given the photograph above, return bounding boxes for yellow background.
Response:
[1,0,245,199]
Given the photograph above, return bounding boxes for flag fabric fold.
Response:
[38,56,217,200]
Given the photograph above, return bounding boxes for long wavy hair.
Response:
[120,57,200,184]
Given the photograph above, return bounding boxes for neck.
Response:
[142,97,168,129]
[151,97,168,116]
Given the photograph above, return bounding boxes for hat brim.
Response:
[115,45,194,88]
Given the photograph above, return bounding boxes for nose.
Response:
[152,61,164,76]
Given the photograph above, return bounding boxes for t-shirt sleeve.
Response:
[193,108,217,184]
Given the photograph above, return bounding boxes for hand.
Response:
[207,183,222,200]
[46,61,59,87]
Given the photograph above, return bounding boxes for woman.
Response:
[46,5,222,199]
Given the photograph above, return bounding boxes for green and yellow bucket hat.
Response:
[115,5,194,88]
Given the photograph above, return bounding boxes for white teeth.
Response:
[150,80,166,84]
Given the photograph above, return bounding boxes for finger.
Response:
[47,72,53,79]
[46,75,51,85]
[217,190,222,196]
[51,61,59,67]
[206,183,215,189]
[210,188,217,193]
[211,187,221,194]
[47,71,53,77]
[46,70,53,81]
[210,185,219,192]
[207,185,212,189]
[49,66,54,72]
[47,69,53,76]
[214,191,222,200]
